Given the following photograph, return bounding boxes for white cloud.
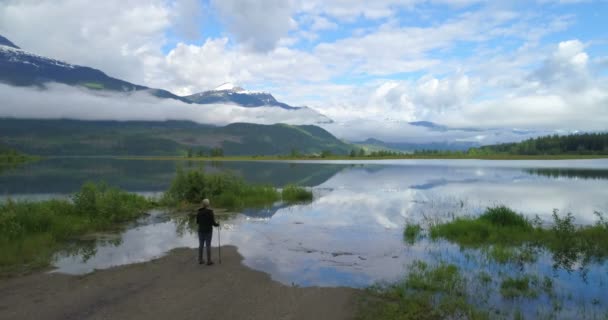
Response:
[309,16,338,31]
[0,0,173,83]
[149,38,331,95]
[0,83,330,126]
[210,0,296,52]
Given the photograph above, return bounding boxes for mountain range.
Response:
[0,35,330,120]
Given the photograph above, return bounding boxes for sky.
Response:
[0,0,607,143]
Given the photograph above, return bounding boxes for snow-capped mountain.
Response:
[0,35,19,49]
[185,82,298,109]
[184,82,333,123]
[0,35,189,102]
[185,82,299,110]
[0,35,333,124]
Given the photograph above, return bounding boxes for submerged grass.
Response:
[0,183,151,275]
[500,276,538,299]
[404,224,422,244]
[358,261,489,320]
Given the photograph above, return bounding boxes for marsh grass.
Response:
[358,261,489,320]
[500,276,539,299]
[429,206,608,268]
[281,184,313,203]
[0,183,151,275]
[404,224,422,244]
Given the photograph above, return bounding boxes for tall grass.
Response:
[429,206,608,270]
[281,184,313,203]
[162,167,280,209]
[0,183,151,274]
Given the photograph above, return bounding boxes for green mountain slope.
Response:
[0,119,352,156]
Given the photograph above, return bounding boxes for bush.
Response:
[162,167,280,209]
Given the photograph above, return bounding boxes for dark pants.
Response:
[198,231,212,263]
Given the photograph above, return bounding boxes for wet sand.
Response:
[0,246,359,320]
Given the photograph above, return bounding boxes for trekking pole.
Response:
[218,225,222,264]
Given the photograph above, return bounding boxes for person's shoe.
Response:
[206,261,214,266]
[199,260,205,265]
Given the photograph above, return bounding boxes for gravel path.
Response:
[0,246,359,320]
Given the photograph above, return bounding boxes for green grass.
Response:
[430,206,535,246]
[404,224,422,244]
[281,184,313,203]
[429,206,608,270]
[0,183,151,275]
[161,167,280,210]
[358,261,489,320]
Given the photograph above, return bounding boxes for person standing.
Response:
[196,198,219,265]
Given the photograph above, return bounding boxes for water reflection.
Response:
[0,158,346,195]
[6,158,607,317]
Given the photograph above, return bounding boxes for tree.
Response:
[321,150,332,158]
[210,148,224,157]
[358,148,366,157]
[349,149,357,157]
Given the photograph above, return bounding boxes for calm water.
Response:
[2,158,608,318]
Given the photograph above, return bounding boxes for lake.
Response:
[2,157,608,318]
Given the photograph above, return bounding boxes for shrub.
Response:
[162,167,280,209]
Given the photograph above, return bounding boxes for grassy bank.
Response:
[0,183,152,275]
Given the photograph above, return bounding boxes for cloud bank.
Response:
[0,83,329,126]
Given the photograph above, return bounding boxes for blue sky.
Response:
[0,0,607,142]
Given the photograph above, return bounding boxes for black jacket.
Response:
[196,207,219,233]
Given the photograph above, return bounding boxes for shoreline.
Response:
[118,155,608,161]
[0,245,359,320]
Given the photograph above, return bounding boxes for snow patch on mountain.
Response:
[0,43,76,69]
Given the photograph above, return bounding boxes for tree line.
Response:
[467,132,608,155]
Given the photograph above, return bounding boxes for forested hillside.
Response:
[470,133,608,155]
[0,119,352,156]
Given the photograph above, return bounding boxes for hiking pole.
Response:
[218,225,222,264]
